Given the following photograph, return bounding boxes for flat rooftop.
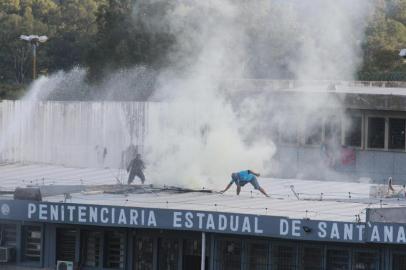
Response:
[0,163,405,223]
[227,79,406,96]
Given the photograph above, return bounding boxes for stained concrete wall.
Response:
[273,145,406,183]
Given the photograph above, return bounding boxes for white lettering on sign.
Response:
[292,220,301,237]
[384,226,393,243]
[173,212,182,228]
[28,203,36,219]
[397,226,406,243]
[78,206,86,222]
[318,222,327,238]
[356,225,365,241]
[343,224,353,240]
[169,211,262,235]
[20,202,406,244]
[330,223,340,240]
[39,204,47,220]
[279,219,301,237]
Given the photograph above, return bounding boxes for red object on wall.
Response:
[341,147,355,165]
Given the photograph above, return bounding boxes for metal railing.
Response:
[222,79,406,91]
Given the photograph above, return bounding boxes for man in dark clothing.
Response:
[127,153,145,184]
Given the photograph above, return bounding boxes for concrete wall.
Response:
[273,145,406,183]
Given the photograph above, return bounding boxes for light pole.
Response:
[20,35,48,80]
[399,48,406,59]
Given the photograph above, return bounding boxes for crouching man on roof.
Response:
[220,170,269,197]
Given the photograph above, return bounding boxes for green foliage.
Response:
[360,0,406,79]
[4,0,406,99]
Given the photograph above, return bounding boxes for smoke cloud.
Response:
[0,0,375,188]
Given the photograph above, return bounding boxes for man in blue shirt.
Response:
[220,170,269,197]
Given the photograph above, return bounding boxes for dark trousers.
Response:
[128,170,145,184]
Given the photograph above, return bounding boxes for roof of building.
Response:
[228,80,406,97]
[1,163,405,224]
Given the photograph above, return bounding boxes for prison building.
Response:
[0,164,406,270]
[2,81,406,183]
[230,80,406,182]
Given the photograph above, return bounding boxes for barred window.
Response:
[246,241,268,270]
[272,244,297,270]
[56,228,77,262]
[353,251,379,270]
[158,238,179,270]
[183,239,209,270]
[301,246,323,270]
[81,231,101,268]
[0,224,17,247]
[22,225,42,262]
[133,236,153,270]
[393,252,406,270]
[215,239,241,270]
[105,231,125,269]
[326,249,349,270]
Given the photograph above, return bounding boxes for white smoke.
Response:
[0,0,375,188]
[133,0,373,186]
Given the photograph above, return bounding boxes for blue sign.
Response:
[0,200,404,244]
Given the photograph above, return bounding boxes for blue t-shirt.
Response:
[237,170,254,182]
[231,171,254,183]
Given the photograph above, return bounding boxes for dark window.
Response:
[22,226,42,262]
[353,251,379,270]
[134,237,153,270]
[246,241,268,270]
[215,239,241,270]
[279,117,297,144]
[325,116,342,145]
[345,115,362,147]
[393,252,406,270]
[81,231,101,268]
[304,117,323,145]
[183,239,209,270]
[56,228,77,262]
[158,238,179,270]
[105,231,125,269]
[326,249,349,270]
[272,244,297,270]
[368,117,385,149]
[301,246,323,270]
[0,224,17,247]
[389,118,406,150]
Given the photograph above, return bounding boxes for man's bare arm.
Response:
[220,182,233,193]
[248,170,260,177]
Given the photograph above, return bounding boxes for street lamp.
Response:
[399,48,406,59]
[20,35,48,80]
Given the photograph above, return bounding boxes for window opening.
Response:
[389,118,406,150]
[246,241,268,270]
[301,246,323,270]
[133,236,153,270]
[272,244,297,270]
[368,117,385,149]
[344,115,362,147]
[158,238,179,270]
[105,231,125,269]
[56,228,76,262]
[215,239,241,270]
[326,249,349,270]
[22,226,42,262]
[81,231,101,268]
